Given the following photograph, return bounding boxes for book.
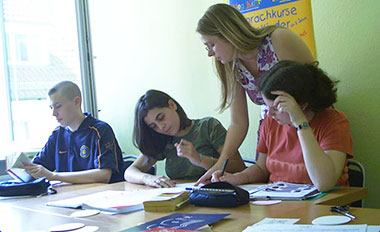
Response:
[143,228,198,232]
[143,191,190,212]
[120,213,230,232]
[249,182,320,200]
[46,190,162,214]
[5,152,35,182]
[82,201,144,214]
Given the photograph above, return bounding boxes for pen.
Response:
[221,159,229,176]
[329,206,356,220]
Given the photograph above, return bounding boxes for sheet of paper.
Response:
[12,152,32,167]
[46,188,183,209]
[367,226,380,232]
[5,152,34,182]
[254,218,300,226]
[175,182,204,189]
[0,195,33,200]
[242,224,367,232]
[239,184,264,192]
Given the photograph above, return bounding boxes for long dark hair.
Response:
[259,61,339,112]
[133,89,192,159]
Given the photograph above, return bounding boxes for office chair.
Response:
[347,159,365,207]
[123,155,156,175]
[110,154,157,183]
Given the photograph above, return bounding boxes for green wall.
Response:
[89,0,380,208]
[311,0,380,208]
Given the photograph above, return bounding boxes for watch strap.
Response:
[296,122,310,131]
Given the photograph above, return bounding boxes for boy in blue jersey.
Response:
[24,81,124,183]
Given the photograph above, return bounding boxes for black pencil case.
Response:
[189,181,249,207]
[0,177,52,196]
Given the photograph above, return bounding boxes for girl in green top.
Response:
[124,89,245,188]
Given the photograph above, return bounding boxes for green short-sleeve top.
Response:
[155,117,226,180]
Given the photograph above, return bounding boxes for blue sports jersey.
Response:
[33,113,124,183]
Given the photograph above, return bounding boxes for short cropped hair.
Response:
[259,60,339,112]
[133,89,191,159]
[48,81,82,102]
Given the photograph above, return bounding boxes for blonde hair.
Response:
[197,3,278,110]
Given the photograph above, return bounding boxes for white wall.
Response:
[89,0,261,175]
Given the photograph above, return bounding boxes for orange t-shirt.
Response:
[257,107,353,186]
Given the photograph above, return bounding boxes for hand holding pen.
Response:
[221,159,229,176]
[210,159,241,184]
[174,139,200,165]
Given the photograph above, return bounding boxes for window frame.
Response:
[0,0,97,159]
[76,0,98,118]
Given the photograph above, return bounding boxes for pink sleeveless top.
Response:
[235,34,279,118]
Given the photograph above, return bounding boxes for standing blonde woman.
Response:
[196,3,314,184]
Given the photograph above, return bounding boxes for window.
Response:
[0,0,96,158]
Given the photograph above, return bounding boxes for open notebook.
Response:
[46,187,190,214]
[249,182,320,200]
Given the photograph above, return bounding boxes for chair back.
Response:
[348,159,365,207]
[123,155,156,175]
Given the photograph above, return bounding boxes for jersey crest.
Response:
[79,145,90,158]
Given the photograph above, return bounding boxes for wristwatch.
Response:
[296,122,310,131]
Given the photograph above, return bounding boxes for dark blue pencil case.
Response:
[189,181,249,207]
[0,177,52,196]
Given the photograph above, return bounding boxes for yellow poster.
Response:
[228,0,316,57]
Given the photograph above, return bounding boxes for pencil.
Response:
[221,159,229,176]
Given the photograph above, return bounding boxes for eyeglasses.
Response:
[205,44,214,52]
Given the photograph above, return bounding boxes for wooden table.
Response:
[0,182,372,232]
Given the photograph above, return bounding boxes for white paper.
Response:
[367,226,380,232]
[6,152,33,168]
[243,224,367,232]
[46,188,182,209]
[254,218,300,226]
[175,182,204,189]
[5,152,34,182]
[239,184,264,192]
